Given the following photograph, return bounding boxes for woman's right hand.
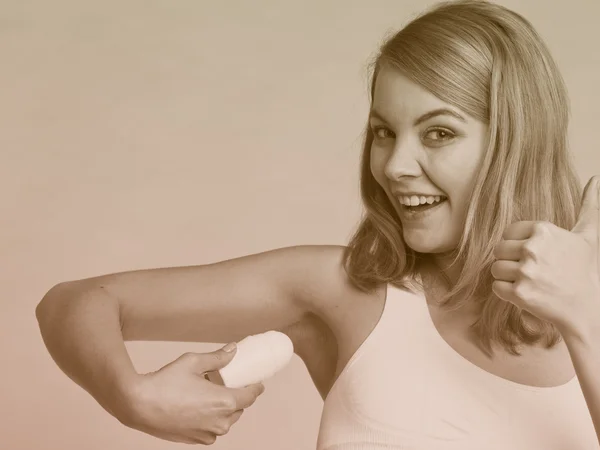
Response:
[123,344,266,445]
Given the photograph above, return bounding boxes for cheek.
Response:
[433,148,484,203]
[440,174,470,212]
[452,162,482,200]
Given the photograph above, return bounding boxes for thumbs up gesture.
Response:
[491,176,600,338]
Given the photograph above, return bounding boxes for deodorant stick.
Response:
[206,331,294,388]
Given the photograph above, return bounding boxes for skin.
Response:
[369,65,488,262]
[368,65,576,387]
[35,66,584,445]
[35,245,376,444]
[491,177,600,444]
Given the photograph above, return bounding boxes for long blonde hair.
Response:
[343,0,582,354]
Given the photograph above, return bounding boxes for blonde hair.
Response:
[343,0,582,354]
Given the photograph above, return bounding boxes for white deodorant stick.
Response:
[206,331,294,388]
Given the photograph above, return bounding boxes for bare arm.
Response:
[562,326,600,445]
[35,245,348,421]
[36,281,140,420]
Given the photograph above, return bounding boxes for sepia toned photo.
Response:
[4,0,600,449]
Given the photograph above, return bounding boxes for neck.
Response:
[423,250,463,287]
[417,252,481,316]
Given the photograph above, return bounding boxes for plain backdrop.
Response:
[2,0,599,449]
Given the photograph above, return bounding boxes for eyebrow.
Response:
[369,108,467,126]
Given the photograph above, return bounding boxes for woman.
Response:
[36,0,600,448]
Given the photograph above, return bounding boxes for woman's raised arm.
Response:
[35,245,347,444]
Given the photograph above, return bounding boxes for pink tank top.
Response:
[316,284,599,450]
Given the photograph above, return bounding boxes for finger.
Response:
[147,432,196,444]
[208,418,233,437]
[492,280,520,306]
[490,260,521,282]
[213,410,244,436]
[231,383,265,410]
[502,221,536,241]
[493,239,526,261]
[227,409,244,425]
[182,344,238,376]
[205,410,244,437]
[193,432,217,445]
[158,432,213,445]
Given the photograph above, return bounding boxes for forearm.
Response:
[563,326,600,444]
[36,282,139,421]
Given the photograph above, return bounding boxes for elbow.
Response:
[35,281,77,327]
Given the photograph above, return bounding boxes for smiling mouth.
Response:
[397,195,446,211]
[398,196,447,214]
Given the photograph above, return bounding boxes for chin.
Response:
[402,232,454,254]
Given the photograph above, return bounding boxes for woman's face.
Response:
[369,65,489,255]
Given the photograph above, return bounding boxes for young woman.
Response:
[36,1,600,448]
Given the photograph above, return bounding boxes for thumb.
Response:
[572,175,600,238]
[196,342,238,373]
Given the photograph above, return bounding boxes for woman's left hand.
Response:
[491,176,600,338]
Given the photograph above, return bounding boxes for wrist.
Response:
[559,315,600,348]
[97,371,145,427]
[557,288,600,345]
[114,373,160,429]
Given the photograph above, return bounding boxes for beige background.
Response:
[2,0,599,449]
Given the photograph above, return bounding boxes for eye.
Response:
[423,127,456,145]
[372,125,395,140]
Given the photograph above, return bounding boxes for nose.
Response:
[383,142,422,181]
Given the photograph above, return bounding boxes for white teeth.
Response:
[399,195,445,206]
